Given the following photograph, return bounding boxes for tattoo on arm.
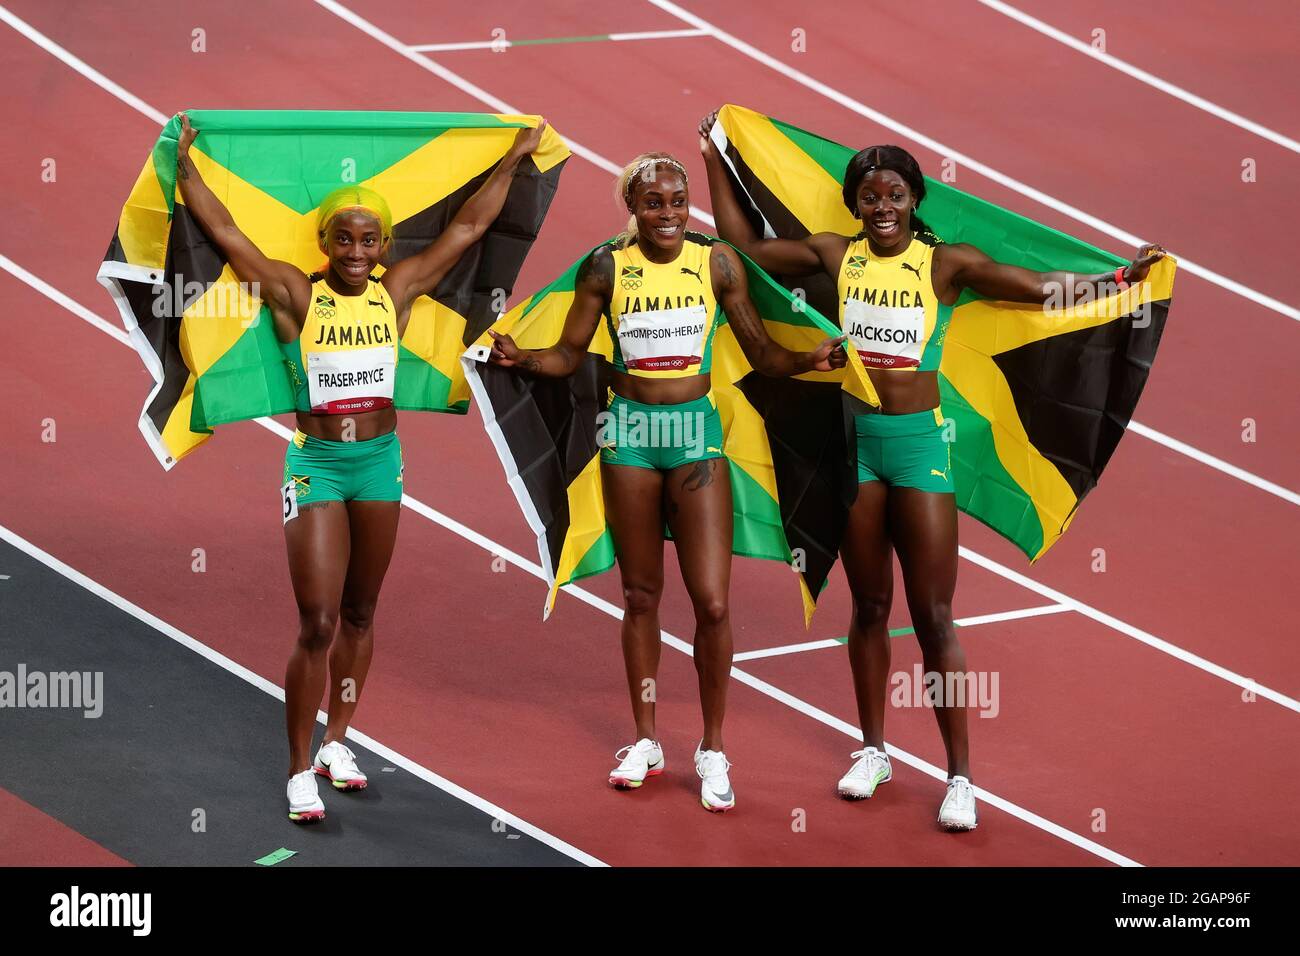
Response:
[519,354,542,374]
[726,298,763,343]
[712,246,737,287]
[177,157,191,181]
[577,246,615,297]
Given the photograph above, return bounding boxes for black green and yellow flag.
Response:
[710,104,1176,560]
[462,235,879,623]
[98,110,568,468]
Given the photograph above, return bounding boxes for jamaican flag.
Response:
[462,236,879,622]
[710,104,1176,560]
[97,110,568,468]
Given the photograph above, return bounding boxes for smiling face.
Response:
[629,167,689,258]
[855,168,914,253]
[322,210,387,291]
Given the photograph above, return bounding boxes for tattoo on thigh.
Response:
[297,501,333,513]
[683,460,716,491]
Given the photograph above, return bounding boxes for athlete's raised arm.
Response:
[174,113,310,342]
[487,243,612,377]
[697,110,846,279]
[383,122,547,319]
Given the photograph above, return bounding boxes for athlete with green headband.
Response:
[487,151,847,813]
[700,110,1165,831]
[175,112,545,824]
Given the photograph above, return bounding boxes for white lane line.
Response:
[646,0,1300,323]
[5,264,1138,867]
[734,604,1073,662]
[2,12,1295,708]
[2,3,1289,509]
[1126,420,1300,507]
[410,28,706,52]
[958,546,1298,714]
[0,4,167,126]
[733,638,845,662]
[976,0,1300,155]
[0,521,605,867]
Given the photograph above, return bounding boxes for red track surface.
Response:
[1,0,1296,866]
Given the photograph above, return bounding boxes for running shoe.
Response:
[694,743,735,812]
[313,740,368,791]
[938,775,978,831]
[287,769,325,824]
[609,738,664,789]
[837,746,892,799]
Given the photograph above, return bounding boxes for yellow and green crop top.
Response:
[605,232,722,378]
[836,235,952,372]
[283,275,399,414]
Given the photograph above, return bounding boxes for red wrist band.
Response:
[1115,266,1129,289]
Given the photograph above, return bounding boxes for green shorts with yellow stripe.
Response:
[598,392,725,472]
[282,428,404,508]
[855,407,954,494]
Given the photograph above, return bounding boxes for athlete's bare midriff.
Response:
[610,367,712,405]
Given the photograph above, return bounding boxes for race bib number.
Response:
[306,345,396,414]
[281,481,298,525]
[843,298,926,369]
[617,305,709,373]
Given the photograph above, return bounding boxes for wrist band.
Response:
[1114,265,1130,289]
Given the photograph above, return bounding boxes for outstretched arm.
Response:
[174,113,309,341]
[938,241,1168,305]
[712,244,846,377]
[697,110,839,278]
[384,121,547,316]
[487,245,612,378]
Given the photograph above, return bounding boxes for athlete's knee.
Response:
[622,581,662,617]
[692,595,729,630]
[339,598,377,635]
[297,609,338,652]
[913,603,958,650]
[850,590,892,632]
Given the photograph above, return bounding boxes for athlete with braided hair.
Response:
[700,110,1164,830]
[488,152,846,812]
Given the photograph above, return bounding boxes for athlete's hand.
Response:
[698,109,721,157]
[177,112,198,158]
[487,329,525,368]
[810,335,849,372]
[508,119,547,160]
[1122,243,1166,284]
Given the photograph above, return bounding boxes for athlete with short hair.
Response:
[175,112,545,823]
[700,110,1164,830]
[488,152,847,812]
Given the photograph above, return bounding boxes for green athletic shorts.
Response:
[598,392,725,471]
[855,407,954,494]
[282,428,404,513]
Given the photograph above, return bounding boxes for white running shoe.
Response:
[287,769,325,824]
[938,775,978,831]
[313,740,368,791]
[837,746,892,799]
[694,743,735,812]
[609,738,664,789]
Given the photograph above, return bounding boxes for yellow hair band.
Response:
[315,186,393,252]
